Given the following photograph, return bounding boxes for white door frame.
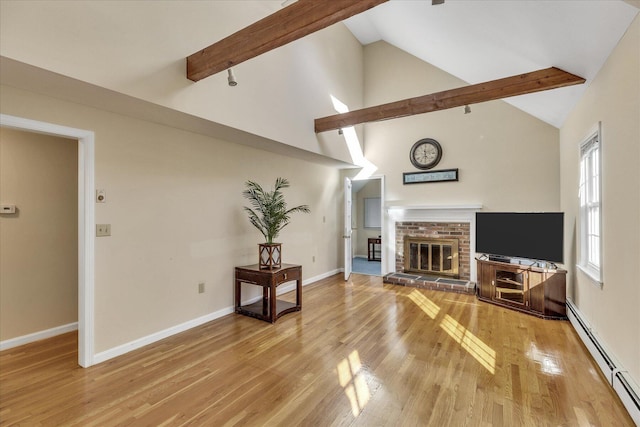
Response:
[0,114,95,368]
[344,177,352,280]
[375,174,387,276]
[366,174,386,275]
[346,174,387,276]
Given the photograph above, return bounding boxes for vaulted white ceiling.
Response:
[344,0,638,128]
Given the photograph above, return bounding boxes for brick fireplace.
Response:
[384,205,481,283]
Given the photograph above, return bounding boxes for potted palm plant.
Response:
[243,177,310,269]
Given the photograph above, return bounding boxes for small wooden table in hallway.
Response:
[368,237,382,261]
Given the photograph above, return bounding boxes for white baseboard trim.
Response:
[93,268,342,365]
[93,306,234,364]
[0,322,78,351]
[276,268,342,294]
[305,268,342,284]
[566,298,640,425]
[240,268,342,306]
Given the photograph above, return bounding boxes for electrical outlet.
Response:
[0,204,16,214]
[198,282,205,293]
[96,224,111,237]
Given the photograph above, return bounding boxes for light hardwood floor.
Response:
[0,273,633,426]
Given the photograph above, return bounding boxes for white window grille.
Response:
[578,125,602,285]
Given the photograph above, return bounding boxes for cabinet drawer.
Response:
[275,267,301,284]
[237,270,269,286]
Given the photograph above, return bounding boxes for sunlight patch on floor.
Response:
[440,314,496,374]
[526,343,562,375]
[408,289,441,319]
[337,350,371,417]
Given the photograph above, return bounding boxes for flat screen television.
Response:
[475,212,564,263]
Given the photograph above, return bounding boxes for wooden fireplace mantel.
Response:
[387,204,483,211]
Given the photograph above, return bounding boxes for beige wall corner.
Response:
[623,0,640,9]
[560,15,640,384]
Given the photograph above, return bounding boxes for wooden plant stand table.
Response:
[234,264,302,323]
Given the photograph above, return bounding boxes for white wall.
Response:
[362,42,561,212]
[0,0,363,358]
[0,1,364,163]
[0,84,342,353]
[0,128,78,340]
[560,15,640,384]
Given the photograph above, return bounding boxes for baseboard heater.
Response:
[566,299,640,425]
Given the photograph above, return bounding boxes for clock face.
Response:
[410,138,442,170]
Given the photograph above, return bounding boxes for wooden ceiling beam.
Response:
[187,0,388,82]
[314,67,585,133]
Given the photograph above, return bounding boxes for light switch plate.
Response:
[96,224,111,237]
[96,189,106,203]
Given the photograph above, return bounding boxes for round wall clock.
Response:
[409,138,442,170]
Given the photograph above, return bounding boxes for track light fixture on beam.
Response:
[314,67,585,133]
[187,0,388,82]
[227,69,237,86]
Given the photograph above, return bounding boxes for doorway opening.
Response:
[350,176,384,277]
[0,114,95,368]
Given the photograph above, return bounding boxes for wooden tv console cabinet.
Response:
[476,258,567,319]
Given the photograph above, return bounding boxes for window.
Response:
[363,197,381,228]
[578,127,602,284]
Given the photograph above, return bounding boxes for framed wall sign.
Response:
[403,168,459,185]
